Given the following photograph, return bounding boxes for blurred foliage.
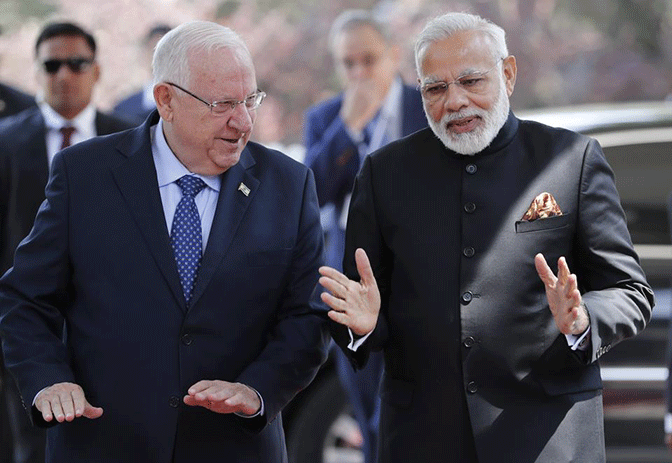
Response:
[1,0,672,147]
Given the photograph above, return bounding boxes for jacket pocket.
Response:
[246,249,292,267]
[515,214,572,233]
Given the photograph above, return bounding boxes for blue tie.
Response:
[170,175,206,305]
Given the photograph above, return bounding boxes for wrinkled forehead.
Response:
[419,30,497,79]
[188,47,257,93]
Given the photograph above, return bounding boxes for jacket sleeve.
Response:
[0,152,75,425]
[575,138,655,364]
[303,106,361,208]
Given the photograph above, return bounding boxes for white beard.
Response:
[426,80,510,155]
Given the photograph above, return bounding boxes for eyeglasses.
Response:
[42,58,94,74]
[166,82,266,115]
[420,58,504,104]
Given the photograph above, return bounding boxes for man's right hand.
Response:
[340,79,387,133]
[35,382,103,423]
[319,248,381,336]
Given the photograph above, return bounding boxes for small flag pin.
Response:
[238,182,251,196]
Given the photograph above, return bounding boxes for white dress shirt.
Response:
[39,102,97,166]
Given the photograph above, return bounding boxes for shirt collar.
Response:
[151,118,221,192]
[380,76,404,119]
[39,102,96,134]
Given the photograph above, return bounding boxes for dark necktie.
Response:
[60,126,76,149]
[170,175,206,305]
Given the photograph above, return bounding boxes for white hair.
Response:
[414,12,508,76]
[152,20,252,87]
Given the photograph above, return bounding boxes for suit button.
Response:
[181,333,193,346]
[461,291,473,304]
[463,336,476,348]
[464,202,476,213]
[466,164,477,174]
[169,396,180,408]
[463,247,475,257]
[467,381,478,394]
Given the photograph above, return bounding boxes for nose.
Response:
[442,82,470,113]
[227,103,253,133]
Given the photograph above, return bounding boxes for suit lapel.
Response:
[111,118,185,311]
[189,148,258,309]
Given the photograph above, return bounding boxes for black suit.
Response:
[0,83,35,120]
[0,105,133,463]
[333,112,654,463]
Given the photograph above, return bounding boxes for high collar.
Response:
[441,110,519,158]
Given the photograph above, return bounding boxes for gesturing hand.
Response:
[35,382,103,423]
[184,380,261,416]
[535,253,589,335]
[319,248,381,336]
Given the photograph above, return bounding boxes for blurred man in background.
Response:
[0,21,133,463]
[302,9,426,463]
[113,23,172,124]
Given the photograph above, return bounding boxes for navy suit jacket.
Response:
[0,83,36,119]
[303,83,427,268]
[0,111,329,462]
[0,106,134,273]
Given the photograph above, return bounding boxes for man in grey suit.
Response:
[318,12,653,463]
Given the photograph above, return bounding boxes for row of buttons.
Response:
[464,163,479,395]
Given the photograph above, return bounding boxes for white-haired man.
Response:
[318,12,653,463]
[0,20,328,463]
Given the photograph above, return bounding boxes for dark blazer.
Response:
[0,111,329,462]
[0,106,134,273]
[0,83,35,119]
[303,84,427,268]
[334,113,654,463]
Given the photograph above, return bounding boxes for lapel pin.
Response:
[238,182,251,196]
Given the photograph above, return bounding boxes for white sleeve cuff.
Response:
[665,413,672,434]
[234,387,264,418]
[566,325,591,351]
[347,327,373,351]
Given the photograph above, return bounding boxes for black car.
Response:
[283,101,672,463]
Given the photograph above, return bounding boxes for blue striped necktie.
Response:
[170,175,206,305]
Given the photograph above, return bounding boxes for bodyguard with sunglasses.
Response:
[0,22,132,463]
[0,20,327,463]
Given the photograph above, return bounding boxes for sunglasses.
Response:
[42,58,94,74]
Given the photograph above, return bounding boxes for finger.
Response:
[82,402,103,419]
[557,256,570,287]
[564,274,579,299]
[59,391,77,421]
[327,309,351,327]
[534,253,556,286]
[188,380,214,396]
[72,390,86,417]
[319,266,352,288]
[36,398,54,423]
[355,249,377,289]
[51,398,65,422]
[320,292,347,312]
[318,275,348,299]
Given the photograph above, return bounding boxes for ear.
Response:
[92,62,101,83]
[502,55,517,97]
[154,83,174,122]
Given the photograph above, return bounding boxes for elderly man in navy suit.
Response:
[303,10,427,463]
[0,20,328,463]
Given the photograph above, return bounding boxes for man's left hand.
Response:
[184,380,261,416]
[535,253,589,335]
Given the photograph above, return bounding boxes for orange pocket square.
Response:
[521,192,563,221]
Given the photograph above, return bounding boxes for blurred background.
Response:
[2,0,672,152]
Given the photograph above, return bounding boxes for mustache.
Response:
[441,109,486,123]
